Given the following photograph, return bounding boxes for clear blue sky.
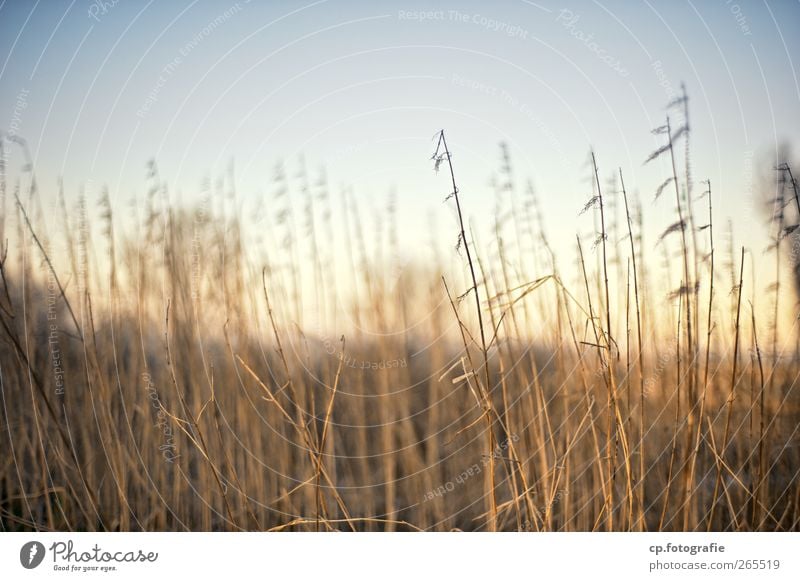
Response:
[1,0,799,315]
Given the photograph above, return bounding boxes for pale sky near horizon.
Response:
[2,0,799,331]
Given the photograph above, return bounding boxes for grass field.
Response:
[1,107,799,532]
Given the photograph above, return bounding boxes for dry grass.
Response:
[1,108,799,532]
